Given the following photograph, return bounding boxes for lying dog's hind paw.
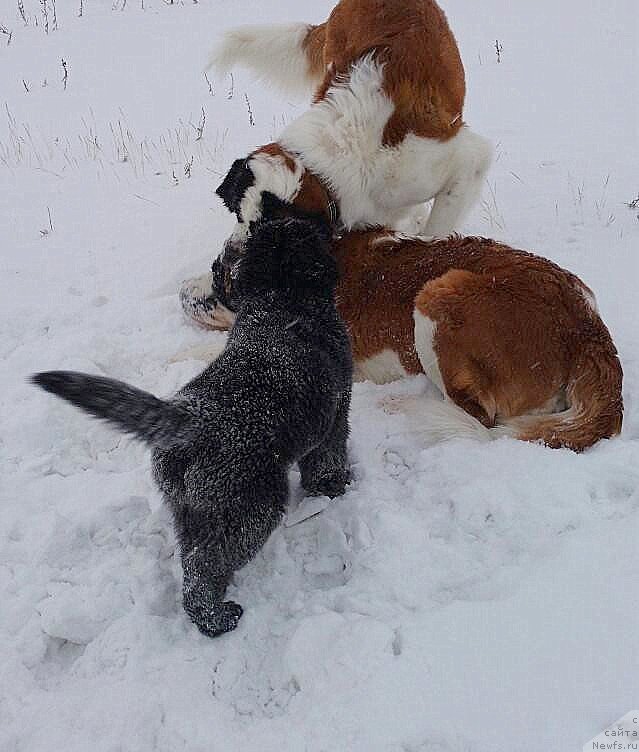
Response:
[179,274,236,331]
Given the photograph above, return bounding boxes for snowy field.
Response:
[1,1,638,750]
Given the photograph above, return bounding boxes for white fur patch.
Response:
[280,56,394,229]
[230,151,304,244]
[413,309,445,394]
[370,232,434,252]
[169,340,227,365]
[353,349,407,384]
[370,233,402,247]
[526,391,569,415]
[577,282,598,312]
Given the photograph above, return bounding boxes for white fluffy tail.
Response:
[382,394,512,445]
[206,23,325,99]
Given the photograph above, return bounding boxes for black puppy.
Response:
[32,218,353,637]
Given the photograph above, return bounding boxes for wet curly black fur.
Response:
[32,218,353,638]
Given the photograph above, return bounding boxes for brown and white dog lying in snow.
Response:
[181,229,623,453]
[206,0,491,254]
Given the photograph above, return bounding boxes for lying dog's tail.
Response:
[206,22,327,98]
[32,371,201,450]
[396,335,623,452]
[500,336,623,452]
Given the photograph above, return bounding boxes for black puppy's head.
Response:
[234,218,337,304]
[216,144,337,266]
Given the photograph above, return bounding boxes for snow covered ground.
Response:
[1,1,638,750]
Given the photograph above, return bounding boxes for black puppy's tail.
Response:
[32,371,200,450]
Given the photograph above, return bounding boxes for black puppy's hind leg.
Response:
[170,504,242,637]
[174,466,288,637]
[180,544,243,638]
[299,400,351,499]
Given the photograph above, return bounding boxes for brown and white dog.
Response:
[207,0,492,255]
[333,231,623,452]
[181,230,623,453]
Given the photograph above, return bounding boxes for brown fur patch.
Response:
[303,23,328,81]
[253,143,334,221]
[294,170,332,217]
[308,0,465,144]
[253,142,297,172]
[334,231,623,451]
[333,232,423,375]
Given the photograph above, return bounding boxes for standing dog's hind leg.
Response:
[422,129,492,238]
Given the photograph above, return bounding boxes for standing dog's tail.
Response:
[32,371,201,450]
[206,22,327,98]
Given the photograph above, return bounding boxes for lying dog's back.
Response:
[333,230,623,451]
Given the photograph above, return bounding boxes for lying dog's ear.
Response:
[238,218,337,301]
[215,158,255,218]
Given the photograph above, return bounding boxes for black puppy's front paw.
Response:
[303,469,351,499]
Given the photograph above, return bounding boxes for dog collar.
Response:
[281,145,342,232]
[320,182,343,237]
[326,195,340,227]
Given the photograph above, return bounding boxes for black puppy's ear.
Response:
[259,191,287,221]
[246,192,288,237]
[260,191,333,237]
[239,218,338,300]
[215,158,255,217]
